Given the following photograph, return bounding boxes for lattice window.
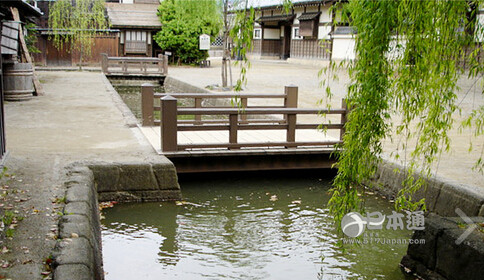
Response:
[211,36,223,46]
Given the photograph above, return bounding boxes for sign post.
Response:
[199,34,210,50]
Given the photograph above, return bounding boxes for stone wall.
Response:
[52,161,181,280]
[401,214,484,280]
[370,160,484,217]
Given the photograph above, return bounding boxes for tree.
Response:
[154,0,221,65]
[49,0,109,69]
[325,0,484,223]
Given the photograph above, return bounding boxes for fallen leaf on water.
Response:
[269,195,278,202]
[291,200,301,204]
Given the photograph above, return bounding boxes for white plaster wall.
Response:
[332,35,355,60]
[318,26,331,39]
[320,6,332,23]
[264,28,280,39]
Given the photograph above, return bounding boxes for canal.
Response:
[101,171,413,279]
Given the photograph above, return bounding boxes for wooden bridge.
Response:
[101,53,168,79]
[138,84,348,173]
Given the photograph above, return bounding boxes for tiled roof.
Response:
[297,12,321,21]
[256,14,295,23]
[105,3,161,29]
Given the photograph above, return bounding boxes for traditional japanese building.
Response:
[105,1,163,57]
[249,0,337,62]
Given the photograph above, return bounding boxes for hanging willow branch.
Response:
[48,0,109,68]
[327,0,484,224]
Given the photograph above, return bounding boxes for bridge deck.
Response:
[139,126,339,173]
[140,126,339,155]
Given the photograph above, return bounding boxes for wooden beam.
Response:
[10,7,44,96]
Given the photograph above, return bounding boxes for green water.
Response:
[101,172,413,280]
[113,84,164,120]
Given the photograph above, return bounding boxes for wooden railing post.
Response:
[194,97,202,124]
[286,113,296,146]
[101,53,108,73]
[158,54,163,74]
[141,83,154,126]
[229,113,238,149]
[161,95,178,152]
[163,54,169,74]
[284,85,298,123]
[240,97,248,124]
[340,98,348,141]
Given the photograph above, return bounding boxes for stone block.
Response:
[54,237,93,270]
[117,164,159,191]
[435,227,484,280]
[54,264,92,280]
[90,164,120,193]
[434,182,484,217]
[152,162,180,190]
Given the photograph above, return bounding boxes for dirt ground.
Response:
[0,71,158,279]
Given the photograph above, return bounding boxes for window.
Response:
[124,30,148,54]
[292,27,302,40]
[253,28,262,39]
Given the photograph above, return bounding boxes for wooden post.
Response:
[163,54,169,74]
[161,95,178,152]
[141,83,154,126]
[284,85,298,123]
[158,54,163,74]
[101,53,108,73]
[229,113,238,149]
[340,98,348,141]
[240,97,248,124]
[286,113,296,146]
[194,97,202,124]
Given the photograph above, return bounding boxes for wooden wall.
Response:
[251,40,262,54]
[290,39,331,60]
[33,34,119,66]
[261,39,281,57]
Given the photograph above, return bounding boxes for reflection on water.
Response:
[102,172,412,280]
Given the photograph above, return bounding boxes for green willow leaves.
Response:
[328,0,484,223]
[49,0,109,68]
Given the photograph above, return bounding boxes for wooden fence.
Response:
[141,85,348,152]
[101,53,168,75]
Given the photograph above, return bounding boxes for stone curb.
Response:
[52,160,181,280]
[101,73,139,128]
[52,165,103,280]
[370,160,484,217]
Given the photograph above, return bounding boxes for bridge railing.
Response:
[157,96,348,153]
[101,53,168,75]
[140,84,299,127]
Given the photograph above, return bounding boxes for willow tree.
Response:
[326,0,484,223]
[49,0,109,69]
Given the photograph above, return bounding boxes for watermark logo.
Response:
[341,210,425,237]
[455,208,478,245]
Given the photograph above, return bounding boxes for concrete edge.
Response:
[52,160,181,280]
[100,73,139,128]
[163,75,211,94]
[370,159,484,217]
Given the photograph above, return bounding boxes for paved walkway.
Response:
[169,58,484,189]
[1,71,157,279]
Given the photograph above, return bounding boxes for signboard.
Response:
[199,34,210,50]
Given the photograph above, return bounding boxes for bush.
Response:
[154,0,221,65]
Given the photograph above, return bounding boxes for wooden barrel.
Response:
[4,63,34,101]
